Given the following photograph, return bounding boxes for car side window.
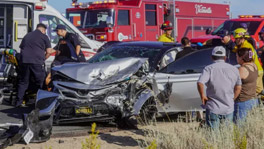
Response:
[117,10,130,25]
[39,15,60,44]
[161,48,212,74]
[160,50,178,70]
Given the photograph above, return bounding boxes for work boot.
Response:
[15,100,25,108]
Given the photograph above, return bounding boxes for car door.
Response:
[155,48,213,113]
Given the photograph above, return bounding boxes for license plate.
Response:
[75,107,93,114]
[23,128,34,145]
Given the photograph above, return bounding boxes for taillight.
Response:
[96,35,107,40]
[35,3,46,10]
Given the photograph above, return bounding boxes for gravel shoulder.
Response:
[7,128,145,149]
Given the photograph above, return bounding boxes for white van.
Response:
[0,0,102,69]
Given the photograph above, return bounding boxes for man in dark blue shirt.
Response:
[52,24,85,66]
[16,23,52,107]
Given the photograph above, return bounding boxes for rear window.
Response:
[212,21,261,35]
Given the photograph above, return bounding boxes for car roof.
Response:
[112,41,182,50]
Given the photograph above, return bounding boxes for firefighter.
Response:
[203,30,235,61]
[240,23,256,49]
[205,30,235,51]
[217,30,236,61]
[233,28,264,95]
[158,21,175,43]
[45,24,86,89]
[16,23,53,107]
[52,24,86,66]
[218,30,236,52]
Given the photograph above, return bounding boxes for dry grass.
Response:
[81,123,101,149]
[141,106,264,149]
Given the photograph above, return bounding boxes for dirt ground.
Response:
[6,128,146,149]
[6,114,199,149]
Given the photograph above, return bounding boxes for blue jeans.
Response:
[205,109,233,129]
[234,99,259,123]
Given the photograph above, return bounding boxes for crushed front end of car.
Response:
[36,57,159,127]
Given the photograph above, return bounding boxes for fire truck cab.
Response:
[191,15,264,49]
[66,0,230,42]
[0,0,102,71]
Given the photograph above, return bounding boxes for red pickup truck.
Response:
[191,15,264,49]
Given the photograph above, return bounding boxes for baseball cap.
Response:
[53,24,66,31]
[212,46,226,57]
[218,29,229,38]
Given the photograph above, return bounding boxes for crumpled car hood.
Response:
[52,57,148,86]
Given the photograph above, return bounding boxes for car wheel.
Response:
[122,97,157,129]
[136,97,157,126]
[116,97,157,129]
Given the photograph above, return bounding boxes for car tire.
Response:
[136,97,157,126]
[118,97,157,129]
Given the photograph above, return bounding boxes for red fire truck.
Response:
[191,15,264,49]
[66,0,230,42]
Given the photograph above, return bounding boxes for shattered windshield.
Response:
[212,21,261,35]
[88,46,162,69]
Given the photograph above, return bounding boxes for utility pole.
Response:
[173,0,177,42]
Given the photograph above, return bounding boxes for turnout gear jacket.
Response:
[158,34,174,43]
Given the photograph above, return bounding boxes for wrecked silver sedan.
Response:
[87,41,238,113]
[36,57,158,127]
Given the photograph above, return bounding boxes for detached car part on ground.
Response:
[37,57,159,128]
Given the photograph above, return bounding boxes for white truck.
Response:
[0,0,102,71]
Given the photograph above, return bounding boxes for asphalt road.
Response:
[0,102,119,138]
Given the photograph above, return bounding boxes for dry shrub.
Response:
[82,123,101,149]
[141,106,264,149]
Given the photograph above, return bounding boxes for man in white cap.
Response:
[197,46,242,129]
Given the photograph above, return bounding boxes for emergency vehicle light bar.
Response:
[93,0,116,4]
[35,2,46,10]
[239,15,264,18]
[72,2,90,8]
[72,0,116,8]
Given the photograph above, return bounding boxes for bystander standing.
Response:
[197,46,242,129]
[233,28,264,95]
[176,37,195,59]
[234,48,259,123]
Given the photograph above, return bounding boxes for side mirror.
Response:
[205,28,212,35]
[106,16,114,27]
